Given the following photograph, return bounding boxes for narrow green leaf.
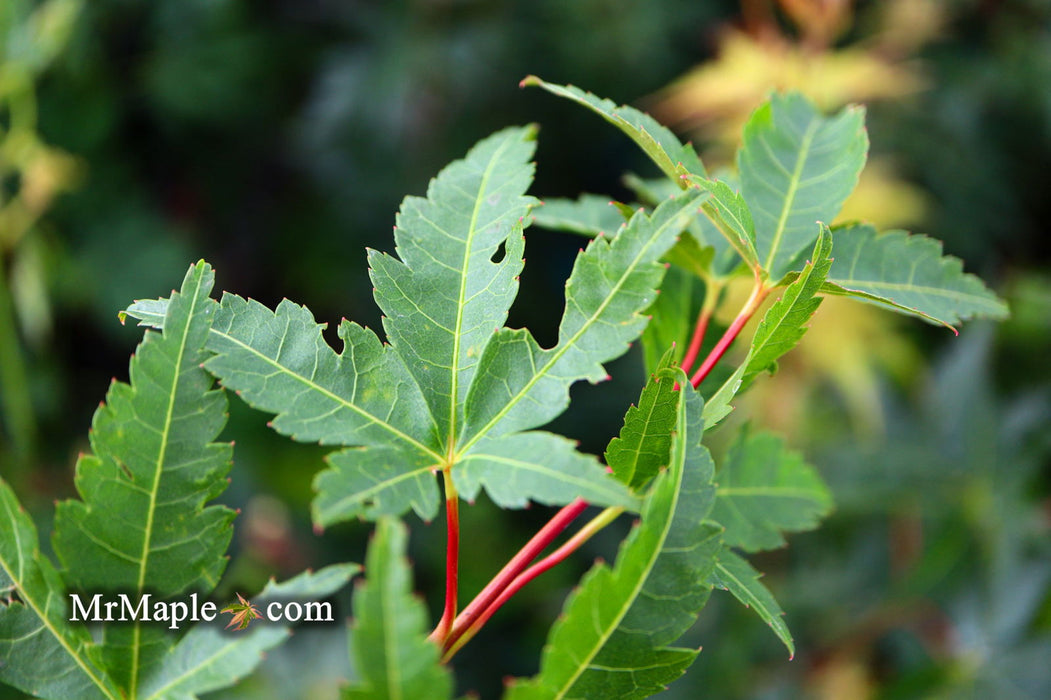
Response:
[740,224,832,389]
[138,565,359,700]
[822,224,1009,329]
[522,76,706,182]
[711,429,832,552]
[120,297,167,327]
[56,261,232,595]
[454,432,638,510]
[701,361,746,430]
[506,371,721,699]
[371,126,538,445]
[689,177,760,270]
[344,518,452,700]
[0,479,120,700]
[463,191,701,441]
[53,260,234,695]
[532,194,629,237]
[625,173,739,279]
[707,549,793,656]
[210,294,440,456]
[605,357,680,489]
[738,92,867,279]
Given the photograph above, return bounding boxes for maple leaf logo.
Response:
[221,593,262,631]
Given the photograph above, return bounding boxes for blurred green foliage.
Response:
[1,0,1048,698]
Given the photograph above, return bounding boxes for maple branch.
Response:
[690,277,768,388]
[429,468,460,644]
[442,506,622,662]
[441,498,590,654]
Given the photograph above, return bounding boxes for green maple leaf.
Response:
[126,127,701,528]
[711,427,832,553]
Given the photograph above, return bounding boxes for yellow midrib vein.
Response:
[130,272,205,698]
[762,120,820,273]
[552,401,688,697]
[208,329,443,464]
[447,136,512,457]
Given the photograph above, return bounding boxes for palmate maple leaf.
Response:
[221,593,262,631]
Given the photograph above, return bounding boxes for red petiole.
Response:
[435,498,589,653]
[429,469,460,644]
[680,285,721,375]
[442,506,622,661]
[690,277,768,388]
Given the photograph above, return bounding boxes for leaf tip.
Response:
[519,74,541,89]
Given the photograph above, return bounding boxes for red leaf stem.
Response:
[441,497,590,654]
[429,469,460,644]
[680,305,713,375]
[690,280,768,388]
[441,505,623,661]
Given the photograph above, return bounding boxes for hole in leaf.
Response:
[1,585,23,606]
[490,241,506,264]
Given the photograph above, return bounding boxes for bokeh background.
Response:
[1,1,1049,698]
